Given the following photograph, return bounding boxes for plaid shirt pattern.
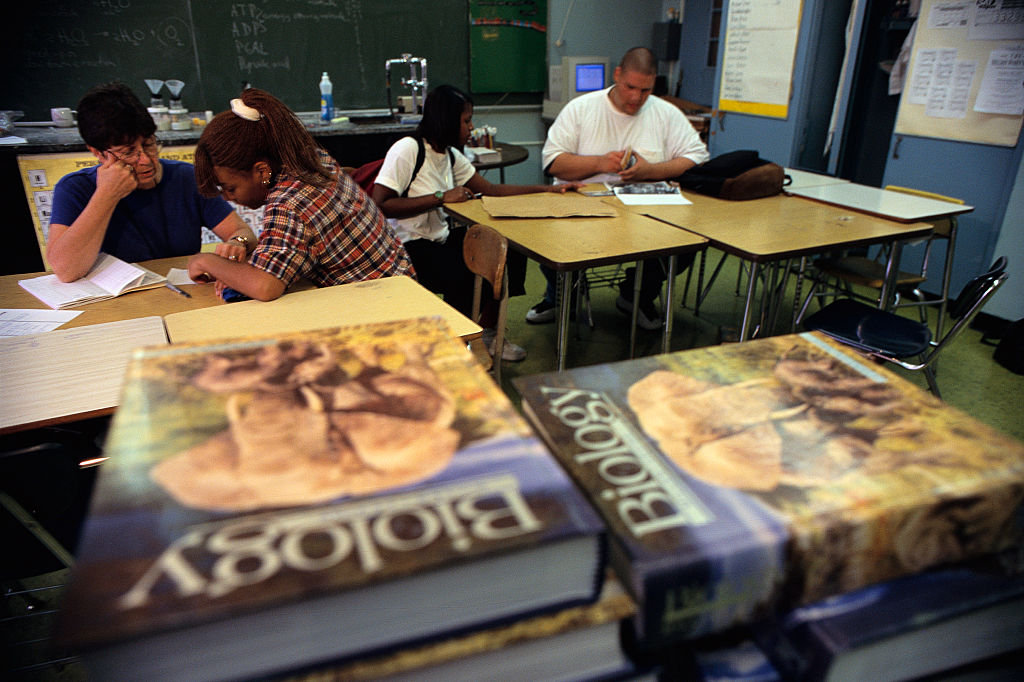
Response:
[251,149,414,287]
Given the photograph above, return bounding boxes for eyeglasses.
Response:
[107,137,162,164]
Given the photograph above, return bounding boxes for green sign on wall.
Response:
[469,0,547,93]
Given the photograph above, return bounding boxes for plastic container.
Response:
[148,106,170,132]
[169,108,192,131]
[320,72,334,122]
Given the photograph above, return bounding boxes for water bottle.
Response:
[320,72,333,122]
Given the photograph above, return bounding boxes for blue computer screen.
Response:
[575,63,605,92]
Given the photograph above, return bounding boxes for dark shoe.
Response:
[615,295,663,330]
[525,299,556,324]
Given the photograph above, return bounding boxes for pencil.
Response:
[165,282,191,298]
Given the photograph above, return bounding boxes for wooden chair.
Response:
[799,186,963,338]
[463,224,509,385]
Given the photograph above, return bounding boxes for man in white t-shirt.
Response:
[527,46,709,329]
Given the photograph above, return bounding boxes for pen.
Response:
[165,282,192,298]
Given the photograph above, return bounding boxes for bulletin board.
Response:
[894,0,1024,147]
[717,0,804,119]
[469,0,547,93]
[16,147,263,270]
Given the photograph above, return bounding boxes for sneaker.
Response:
[615,295,663,331]
[525,299,556,324]
[482,329,527,362]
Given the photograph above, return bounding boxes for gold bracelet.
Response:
[230,235,250,247]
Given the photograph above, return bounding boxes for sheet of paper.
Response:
[480,193,617,218]
[0,316,168,431]
[613,183,692,206]
[88,254,147,294]
[0,308,83,336]
[974,46,1024,115]
[166,268,195,286]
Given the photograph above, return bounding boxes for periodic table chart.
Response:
[17,145,264,271]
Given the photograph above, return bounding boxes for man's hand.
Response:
[618,152,652,182]
[95,153,138,201]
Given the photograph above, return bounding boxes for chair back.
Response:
[463,224,507,301]
[463,224,509,384]
[926,256,1008,361]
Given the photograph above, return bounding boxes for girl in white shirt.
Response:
[373,85,578,361]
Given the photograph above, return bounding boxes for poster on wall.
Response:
[17,146,263,270]
[895,0,1024,146]
[469,0,547,93]
[717,0,803,119]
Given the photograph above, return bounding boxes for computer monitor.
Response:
[544,56,610,119]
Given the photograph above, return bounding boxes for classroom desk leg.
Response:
[629,262,643,358]
[878,240,905,311]
[790,257,808,332]
[740,262,760,341]
[556,272,573,371]
[662,255,677,354]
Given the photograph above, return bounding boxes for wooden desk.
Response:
[0,256,255,327]
[1,260,479,433]
[165,275,480,344]
[471,142,529,183]
[628,192,933,340]
[444,195,707,369]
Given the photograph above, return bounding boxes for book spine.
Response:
[520,386,782,643]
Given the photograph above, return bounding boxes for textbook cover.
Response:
[55,318,604,682]
[513,332,1024,645]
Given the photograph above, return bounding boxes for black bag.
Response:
[994,318,1024,375]
[675,150,789,200]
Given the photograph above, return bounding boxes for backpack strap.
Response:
[399,138,456,197]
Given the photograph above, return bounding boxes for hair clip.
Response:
[230,98,261,121]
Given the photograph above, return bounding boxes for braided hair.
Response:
[194,88,332,197]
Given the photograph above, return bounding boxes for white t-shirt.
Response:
[542,87,709,185]
[375,136,477,243]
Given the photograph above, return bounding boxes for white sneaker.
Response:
[482,329,527,362]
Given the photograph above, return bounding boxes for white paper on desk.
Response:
[612,182,692,205]
[0,309,83,336]
[166,268,195,286]
[0,135,28,145]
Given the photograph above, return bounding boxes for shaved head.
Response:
[619,47,657,76]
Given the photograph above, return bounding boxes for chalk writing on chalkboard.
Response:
[5,1,469,121]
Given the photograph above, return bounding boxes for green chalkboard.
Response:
[5,1,469,122]
[469,0,547,93]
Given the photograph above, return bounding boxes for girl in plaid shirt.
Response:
[188,88,413,301]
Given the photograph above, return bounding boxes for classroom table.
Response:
[782,167,851,190]
[444,195,707,370]
[0,257,480,433]
[624,191,935,341]
[786,181,975,223]
[0,257,261,327]
[470,142,529,183]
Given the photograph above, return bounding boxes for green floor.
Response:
[496,252,1024,444]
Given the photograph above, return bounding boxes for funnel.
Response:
[166,79,185,108]
[145,79,165,107]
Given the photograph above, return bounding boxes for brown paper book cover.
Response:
[512,332,1024,645]
[56,318,604,681]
